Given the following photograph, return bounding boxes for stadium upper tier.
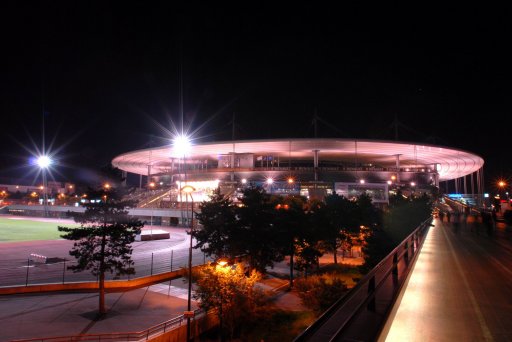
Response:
[112,138,483,183]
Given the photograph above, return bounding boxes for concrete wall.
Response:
[150,311,219,342]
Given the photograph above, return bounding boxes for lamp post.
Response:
[149,182,156,237]
[36,155,51,217]
[181,184,196,342]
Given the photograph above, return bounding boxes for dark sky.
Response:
[1,2,511,187]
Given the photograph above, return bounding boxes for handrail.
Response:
[294,217,432,341]
[12,309,204,342]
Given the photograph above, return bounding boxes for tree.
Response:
[235,186,284,272]
[58,188,143,315]
[316,194,360,264]
[194,186,291,273]
[361,191,431,273]
[295,240,323,275]
[384,191,432,243]
[193,262,264,340]
[272,195,308,288]
[194,188,239,259]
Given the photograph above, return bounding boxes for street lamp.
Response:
[181,184,196,342]
[36,155,52,217]
[266,177,274,194]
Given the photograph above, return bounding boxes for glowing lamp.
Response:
[173,134,192,156]
[36,155,51,169]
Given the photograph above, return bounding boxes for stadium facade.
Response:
[112,138,485,205]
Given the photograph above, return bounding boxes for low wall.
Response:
[0,268,190,295]
[150,311,219,342]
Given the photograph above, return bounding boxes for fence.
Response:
[11,309,204,342]
[0,248,210,288]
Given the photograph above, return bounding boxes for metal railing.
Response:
[294,217,432,342]
[0,248,210,288]
[11,309,204,342]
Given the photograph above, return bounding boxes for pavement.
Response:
[0,281,192,341]
[0,253,364,342]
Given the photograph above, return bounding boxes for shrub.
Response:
[295,274,348,313]
[503,210,512,225]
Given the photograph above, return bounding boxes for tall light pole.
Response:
[173,134,193,339]
[37,155,51,217]
[181,184,196,342]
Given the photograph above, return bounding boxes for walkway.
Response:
[0,281,193,341]
[379,217,512,341]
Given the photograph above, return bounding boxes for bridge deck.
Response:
[379,217,512,341]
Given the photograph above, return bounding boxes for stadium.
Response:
[112,138,485,207]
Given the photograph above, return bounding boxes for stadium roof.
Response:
[112,138,484,182]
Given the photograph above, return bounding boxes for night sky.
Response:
[1,2,511,187]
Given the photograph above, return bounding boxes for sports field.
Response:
[0,216,79,242]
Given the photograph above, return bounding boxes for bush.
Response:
[295,274,348,313]
[503,210,512,225]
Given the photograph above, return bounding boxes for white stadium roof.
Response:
[112,138,484,182]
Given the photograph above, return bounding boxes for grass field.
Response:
[0,217,79,242]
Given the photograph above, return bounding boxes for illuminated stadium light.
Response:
[266,178,274,185]
[241,178,247,184]
[173,134,192,156]
[360,179,365,184]
[36,155,52,169]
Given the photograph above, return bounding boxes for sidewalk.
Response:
[0,281,192,341]
[379,218,512,341]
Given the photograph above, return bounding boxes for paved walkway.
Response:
[379,217,512,341]
[0,281,193,341]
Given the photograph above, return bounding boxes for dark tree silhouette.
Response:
[272,194,308,288]
[58,188,143,315]
[235,186,284,272]
[195,188,239,259]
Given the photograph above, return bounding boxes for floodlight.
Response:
[36,155,52,169]
[173,134,192,156]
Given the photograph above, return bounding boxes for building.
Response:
[112,138,485,205]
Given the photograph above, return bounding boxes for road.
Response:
[380,216,512,341]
